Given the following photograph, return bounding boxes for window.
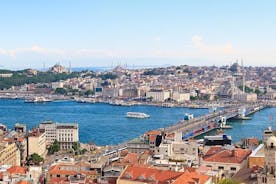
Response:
[230,167,236,171]
[218,166,224,170]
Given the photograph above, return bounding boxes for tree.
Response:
[27,153,44,165]
[72,142,80,151]
[218,178,240,184]
[48,140,60,154]
[190,96,199,101]
[55,87,67,95]
[84,90,94,96]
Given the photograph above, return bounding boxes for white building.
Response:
[146,89,170,102]
[56,123,79,150]
[39,121,57,145]
[172,92,190,102]
[39,122,79,150]
[155,140,198,161]
[51,81,64,89]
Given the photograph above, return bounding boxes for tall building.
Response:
[39,121,79,150]
[27,128,47,158]
[39,121,57,145]
[56,123,79,150]
[257,127,276,184]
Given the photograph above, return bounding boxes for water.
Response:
[0,99,208,145]
[0,99,275,145]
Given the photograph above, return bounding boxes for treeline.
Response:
[0,71,79,89]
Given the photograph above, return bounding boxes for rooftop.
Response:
[203,146,252,164]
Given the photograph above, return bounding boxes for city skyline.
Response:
[1,0,276,69]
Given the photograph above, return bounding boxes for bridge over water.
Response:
[164,103,267,139]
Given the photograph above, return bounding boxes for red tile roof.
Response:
[16,181,30,184]
[48,164,96,176]
[172,170,210,184]
[119,165,183,184]
[7,166,26,175]
[121,153,139,164]
[145,130,161,136]
[204,146,251,164]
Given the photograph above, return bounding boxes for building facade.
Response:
[27,128,47,158]
[0,141,20,166]
[56,123,79,150]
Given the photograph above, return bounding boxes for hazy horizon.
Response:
[1,1,276,69]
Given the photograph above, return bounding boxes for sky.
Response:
[0,0,276,69]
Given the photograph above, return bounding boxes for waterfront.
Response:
[0,99,275,145]
[0,99,208,145]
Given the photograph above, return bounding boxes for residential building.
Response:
[47,161,97,183]
[248,144,265,168]
[27,128,47,158]
[0,141,21,166]
[202,146,251,177]
[117,165,182,184]
[14,123,26,134]
[39,121,57,145]
[117,165,212,184]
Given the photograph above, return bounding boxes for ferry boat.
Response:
[25,96,52,103]
[126,112,150,119]
[184,113,194,120]
[204,134,232,146]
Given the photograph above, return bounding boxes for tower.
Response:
[241,58,245,93]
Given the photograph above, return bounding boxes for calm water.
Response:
[0,99,275,145]
[0,99,208,145]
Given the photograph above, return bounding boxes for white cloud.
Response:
[192,34,235,55]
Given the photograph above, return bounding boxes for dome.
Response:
[267,136,276,148]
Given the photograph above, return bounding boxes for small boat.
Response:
[126,112,150,118]
[184,113,194,120]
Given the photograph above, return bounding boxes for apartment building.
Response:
[202,146,251,177]
[0,141,20,166]
[27,128,47,158]
[39,121,57,145]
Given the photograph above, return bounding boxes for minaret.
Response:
[69,61,72,73]
[241,58,245,93]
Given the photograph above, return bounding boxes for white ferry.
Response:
[126,112,150,118]
[25,96,52,103]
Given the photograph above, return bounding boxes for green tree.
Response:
[48,140,60,155]
[190,96,199,101]
[55,87,67,95]
[72,142,80,151]
[27,153,44,165]
[218,178,240,184]
[84,90,94,96]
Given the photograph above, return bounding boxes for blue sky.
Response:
[0,0,275,69]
